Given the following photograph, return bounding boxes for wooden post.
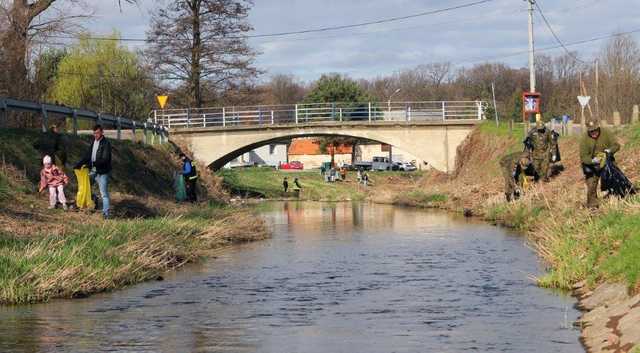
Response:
[295,104,299,124]
[613,111,622,126]
[368,102,372,122]
[632,105,639,124]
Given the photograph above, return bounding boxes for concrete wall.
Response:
[172,121,479,172]
[225,144,287,168]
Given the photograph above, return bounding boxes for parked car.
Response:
[396,162,417,171]
[279,161,304,170]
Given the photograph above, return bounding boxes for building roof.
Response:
[288,138,352,155]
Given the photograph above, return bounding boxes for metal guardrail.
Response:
[153,101,486,129]
[0,97,169,144]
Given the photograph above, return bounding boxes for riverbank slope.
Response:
[386,122,640,353]
[0,129,269,304]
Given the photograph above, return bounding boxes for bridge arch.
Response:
[171,121,479,173]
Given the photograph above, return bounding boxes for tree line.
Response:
[1,0,639,125]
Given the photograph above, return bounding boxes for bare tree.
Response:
[262,74,306,105]
[598,34,640,122]
[146,0,259,108]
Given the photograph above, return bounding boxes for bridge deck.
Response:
[170,119,483,134]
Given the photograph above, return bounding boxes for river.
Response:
[0,202,583,353]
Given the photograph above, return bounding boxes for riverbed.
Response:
[0,202,583,352]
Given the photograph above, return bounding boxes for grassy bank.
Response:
[219,167,423,201]
[405,121,640,293]
[0,129,267,304]
[0,207,267,304]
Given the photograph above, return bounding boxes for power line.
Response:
[534,0,585,63]
[41,0,495,43]
[456,27,640,65]
[49,27,640,81]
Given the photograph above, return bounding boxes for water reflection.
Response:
[0,202,582,353]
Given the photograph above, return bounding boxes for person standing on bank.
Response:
[75,125,112,219]
[525,114,555,182]
[580,119,620,208]
[180,153,198,203]
[283,177,289,193]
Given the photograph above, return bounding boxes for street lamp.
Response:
[388,88,401,112]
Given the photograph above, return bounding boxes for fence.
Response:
[154,101,486,129]
[0,97,169,144]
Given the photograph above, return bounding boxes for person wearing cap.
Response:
[580,119,620,208]
[524,114,556,182]
[499,151,535,201]
[39,155,69,210]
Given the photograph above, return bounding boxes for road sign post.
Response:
[578,95,592,129]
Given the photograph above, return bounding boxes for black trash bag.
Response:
[600,154,636,197]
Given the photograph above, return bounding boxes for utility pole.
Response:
[595,59,600,119]
[527,0,536,93]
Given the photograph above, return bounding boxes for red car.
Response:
[279,161,304,170]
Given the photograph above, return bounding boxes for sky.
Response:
[72,0,640,82]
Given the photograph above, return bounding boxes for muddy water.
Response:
[0,202,582,353]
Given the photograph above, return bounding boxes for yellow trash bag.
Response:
[74,167,95,209]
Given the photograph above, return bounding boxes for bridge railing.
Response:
[0,97,169,144]
[154,101,486,129]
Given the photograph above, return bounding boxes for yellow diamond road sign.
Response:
[156,95,169,109]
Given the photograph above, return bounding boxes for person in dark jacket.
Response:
[180,153,198,202]
[75,125,112,218]
[283,177,289,193]
[579,119,621,208]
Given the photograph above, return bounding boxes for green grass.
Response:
[621,122,640,147]
[0,206,267,304]
[478,120,526,138]
[218,167,368,201]
[485,202,545,231]
[535,207,640,290]
[393,190,448,208]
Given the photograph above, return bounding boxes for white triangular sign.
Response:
[578,96,591,108]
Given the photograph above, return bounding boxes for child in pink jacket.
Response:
[39,155,69,210]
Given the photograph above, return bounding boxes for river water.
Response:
[0,202,583,353]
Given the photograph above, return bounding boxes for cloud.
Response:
[69,0,638,81]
